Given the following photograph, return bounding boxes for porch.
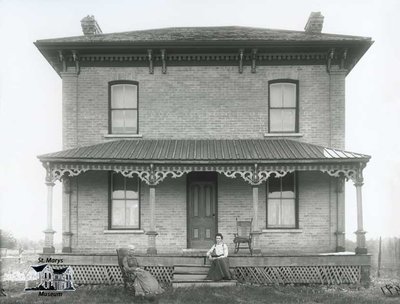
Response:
[37,138,371,258]
[39,252,371,286]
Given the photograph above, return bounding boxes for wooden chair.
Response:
[116,248,137,290]
[233,217,253,255]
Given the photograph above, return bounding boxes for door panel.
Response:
[188,174,217,248]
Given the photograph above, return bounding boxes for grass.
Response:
[1,278,400,304]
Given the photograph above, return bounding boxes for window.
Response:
[110,172,140,229]
[266,173,297,228]
[109,81,138,134]
[268,80,298,133]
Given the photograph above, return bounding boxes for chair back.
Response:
[236,218,253,238]
[116,248,130,269]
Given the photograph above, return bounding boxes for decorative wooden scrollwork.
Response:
[217,164,293,185]
[114,165,190,186]
[51,168,89,182]
[42,162,367,187]
[321,168,357,181]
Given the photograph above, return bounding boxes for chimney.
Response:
[304,12,324,33]
[80,15,102,36]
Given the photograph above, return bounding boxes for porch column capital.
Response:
[350,163,365,187]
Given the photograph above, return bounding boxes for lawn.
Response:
[1,278,400,304]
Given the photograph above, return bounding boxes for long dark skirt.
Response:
[206,258,232,281]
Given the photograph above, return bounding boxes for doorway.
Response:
[187,172,217,249]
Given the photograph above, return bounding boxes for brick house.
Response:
[35,13,373,284]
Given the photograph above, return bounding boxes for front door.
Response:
[187,172,217,249]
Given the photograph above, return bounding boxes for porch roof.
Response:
[37,139,370,164]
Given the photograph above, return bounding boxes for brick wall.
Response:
[62,64,344,148]
[219,171,338,254]
[62,63,345,254]
[69,171,338,254]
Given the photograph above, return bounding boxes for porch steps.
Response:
[172,264,237,288]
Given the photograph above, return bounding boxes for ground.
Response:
[1,253,399,303]
[1,279,400,304]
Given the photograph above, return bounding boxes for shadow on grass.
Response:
[1,278,400,304]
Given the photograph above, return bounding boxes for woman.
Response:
[206,233,232,281]
[121,245,164,297]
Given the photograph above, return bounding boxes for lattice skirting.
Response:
[53,265,173,285]
[53,265,361,285]
[234,266,361,285]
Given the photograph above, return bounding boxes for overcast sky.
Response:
[0,0,399,244]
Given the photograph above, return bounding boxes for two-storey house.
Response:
[35,12,373,285]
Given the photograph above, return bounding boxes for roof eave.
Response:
[35,38,373,77]
[37,156,371,165]
[35,38,372,49]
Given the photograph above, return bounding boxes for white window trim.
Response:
[103,230,145,234]
[104,134,143,138]
[264,133,303,137]
[262,229,303,233]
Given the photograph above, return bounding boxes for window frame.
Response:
[108,172,141,230]
[268,79,299,133]
[265,172,299,229]
[108,80,139,134]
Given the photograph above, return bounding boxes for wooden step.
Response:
[172,280,237,288]
[173,273,208,281]
[174,265,210,273]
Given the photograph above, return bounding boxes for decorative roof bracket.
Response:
[71,50,80,75]
[147,49,154,74]
[251,48,257,73]
[161,49,167,74]
[58,50,67,72]
[327,48,335,72]
[238,49,244,73]
[340,48,348,70]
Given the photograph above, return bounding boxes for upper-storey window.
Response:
[109,81,138,134]
[268,80,299,133]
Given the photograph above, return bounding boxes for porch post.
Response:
[146,184,158,255]
[353,167,367,254]
[251,185,262,254]
[335,177,345,252]
[62,177,72,253]
[43,180,56,253]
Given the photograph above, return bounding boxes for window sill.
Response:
[104,134,143,139]
[264,133,303,137]
[262,229,303,233]
[103,230,145,234]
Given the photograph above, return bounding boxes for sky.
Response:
[0,0,399,244]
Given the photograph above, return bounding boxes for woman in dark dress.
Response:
[206,233,232,281]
